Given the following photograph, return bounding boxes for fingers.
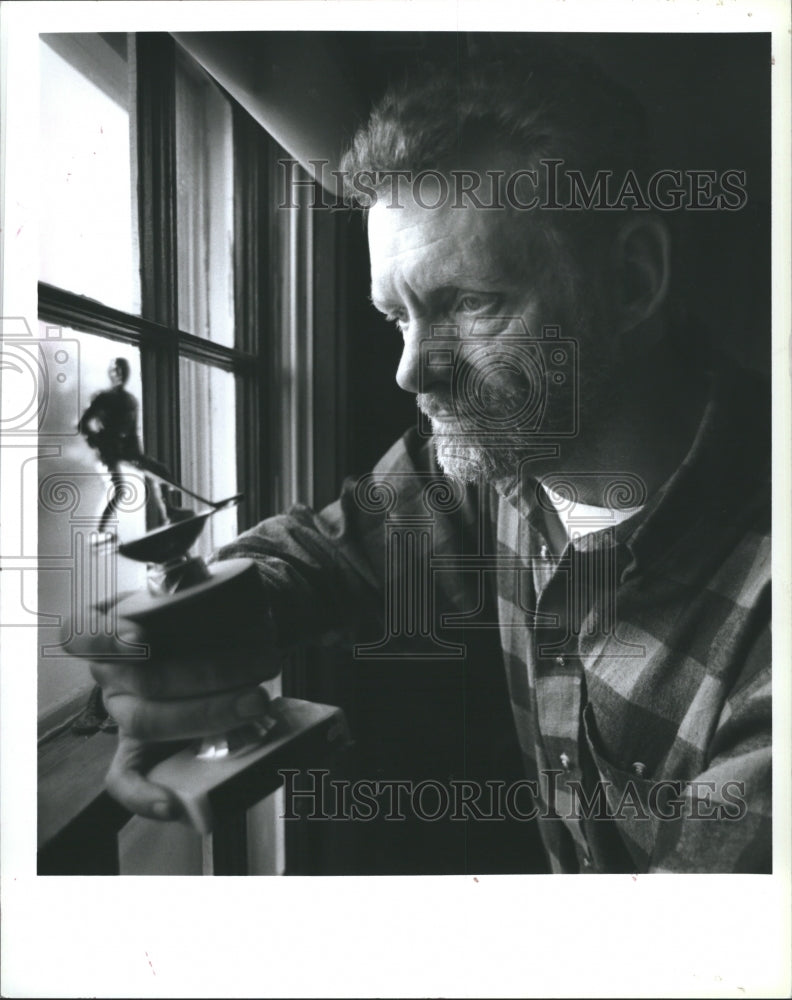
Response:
[104,683,272,742]
[105,735,184,821]
[89,645,277,701]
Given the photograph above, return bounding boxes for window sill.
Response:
[38,726,130,874]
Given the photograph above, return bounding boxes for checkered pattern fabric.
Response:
[218,360,771,873]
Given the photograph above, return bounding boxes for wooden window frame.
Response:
[36,30,352,874]
[38,32,275,540]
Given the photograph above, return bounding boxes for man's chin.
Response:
[432,439,482,481]
[432,431,555,492]
[432,435,511,484]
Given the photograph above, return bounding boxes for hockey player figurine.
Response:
[78,358,191,534]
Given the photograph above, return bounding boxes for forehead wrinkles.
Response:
[368,199,532,296]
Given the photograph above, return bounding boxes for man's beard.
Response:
[419,287,618,489]
[419,382,547,487]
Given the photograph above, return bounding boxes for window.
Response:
[37,33,277,727]
[35,29,351,877]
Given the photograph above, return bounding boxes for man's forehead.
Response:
[367,193,528,292]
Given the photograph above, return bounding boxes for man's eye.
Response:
[456,293,499,314]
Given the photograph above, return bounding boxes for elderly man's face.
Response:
[368,184,611,484]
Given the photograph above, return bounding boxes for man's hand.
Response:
[85,621,279,820]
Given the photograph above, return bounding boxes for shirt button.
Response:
[581,854,593,870]
[559,752,571,771]
[632,761,647,777]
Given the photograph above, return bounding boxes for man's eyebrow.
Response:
[370,279,509,310]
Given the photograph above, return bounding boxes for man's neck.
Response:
[543,346,709,506]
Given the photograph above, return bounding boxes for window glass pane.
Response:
[37,323,147,719]
[179,358,238,559]
[40,34,141,313]
[175,48,235,347]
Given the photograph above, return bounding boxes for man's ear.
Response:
[613,216,670,334]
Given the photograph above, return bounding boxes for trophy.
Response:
[75,359,347,837]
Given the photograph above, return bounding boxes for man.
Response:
[89,47,770,872]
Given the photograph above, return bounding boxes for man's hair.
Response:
[341,42,654,302]
[341,41,700,353]
[110,358,130,384]
[341,43,650,200]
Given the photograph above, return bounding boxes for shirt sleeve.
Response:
[212,428,483,651]
[648,615,772,873]
[212,477,384,649]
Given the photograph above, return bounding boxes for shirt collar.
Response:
[498,356,769,575]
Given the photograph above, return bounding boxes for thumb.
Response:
[105,735,183,821]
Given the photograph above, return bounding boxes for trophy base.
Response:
[147,697,350,834]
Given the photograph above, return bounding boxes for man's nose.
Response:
[395,321,452,395]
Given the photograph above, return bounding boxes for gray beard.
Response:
[431,429,532,487]
[422,271,618,488]
[426,347,621,489]
[421,353,585,488]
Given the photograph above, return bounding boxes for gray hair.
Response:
[341,43,652,296]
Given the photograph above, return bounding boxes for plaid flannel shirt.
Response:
[218,359,771,873]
